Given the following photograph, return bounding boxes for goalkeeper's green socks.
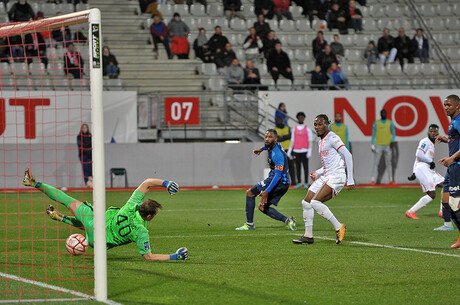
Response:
[35,182,77,209]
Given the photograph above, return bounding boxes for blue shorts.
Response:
[250,178,289,206]
[443,163,460,196]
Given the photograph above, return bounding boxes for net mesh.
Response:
[0,11,95,301]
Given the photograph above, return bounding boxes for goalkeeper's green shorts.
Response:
[75,202,94,248]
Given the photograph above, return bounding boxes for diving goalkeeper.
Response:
[23,168,188,261]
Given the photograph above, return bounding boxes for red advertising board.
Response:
[164,97,200,125]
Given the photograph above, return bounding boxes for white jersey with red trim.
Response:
[318,131,347,177]
[412,137,435,171]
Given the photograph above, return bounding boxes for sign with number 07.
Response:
[164,97,200,125]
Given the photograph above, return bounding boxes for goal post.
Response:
[0,8,107,302]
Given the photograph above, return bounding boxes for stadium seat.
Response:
[278,35,288,46]
[214,17,229,30]
[429,78,449,89]
[378,78,395,90]
[386,64,403,76]
[353,34,369,48]
[385,6,403,18]
[411,78,429,89]
[0,62,11,76]
[12,62,28,76]
[445,18,460,30]
[453,4,460,16]
[376,19,393,31]
[29,63,46,76]
[242,5,254,18]
[293,79,307,88]
[368,5,386,18]
[276,78,292,88]
[60,3,74,14]
[371,64,388,76]
[296,19,310,32]
[1,78,14,90]
[345,49,362,62]
[190,4,207,17]
[419,4,437,17]
[201,63,217,76]
[433,33,454,46]
[354,64,370,76]
[182,16,195,29]
[311,20,327,31]
[157,4,173,17]
[76,3,90,12]
[279,20,296,32]
[287,34,305,47]
[234,48,245,60]
[395,78,411,89]
[427,18,445,31]
[342,64,355,77]
[196,18,214,31]
[285,49,294,60]
[207,4,223,17]
[303,63,313,73]
[70,79,90,91]
[55,62,65,77]
[446,48,460,60]
[292,63,304,77]
[257,64,268,76]
[40,3,56,17]
[106,79,124,91]
[173,4,190,16]
[404,63,421,76]
[289,6,303,19]
[340,35,354,47]
[361,78,379,90]
[230,19,247,32]
[294,49,312,61]
[267,19,279,31]
[208,78,226,90]
[34,78,53,91]
[420,63,439,76]
[110,168,128,188]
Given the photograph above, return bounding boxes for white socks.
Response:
[409,195,432,213]
[302,199,342,236]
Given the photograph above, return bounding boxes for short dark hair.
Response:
[333,34,339,38]
[139,199,163,219]
[429,124,439,130]
[215,25,221,29]
[296,112,306,119]
[315,114,330,124]
[266,129,277,136]
[446,95,460,104]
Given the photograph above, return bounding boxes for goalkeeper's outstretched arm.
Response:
[136,178,179,195]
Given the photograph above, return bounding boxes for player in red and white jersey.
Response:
[292,114,355,245]
[405,125,452,230]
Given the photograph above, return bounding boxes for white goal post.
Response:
[0,8,107,302]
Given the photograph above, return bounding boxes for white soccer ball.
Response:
[65,233,88,255]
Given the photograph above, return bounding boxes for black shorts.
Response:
[250,177,289,206]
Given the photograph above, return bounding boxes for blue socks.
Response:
[442,202,452,223]
[245,196,255,224]
[266,207,287,223]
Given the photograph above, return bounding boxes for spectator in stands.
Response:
[64,43,84,79]
[207,26,229,56]
[275,102,288,126]
[8,35,24,62]
[377,28,397,66]
[0,37,9,62]
[35,11,51,40]
[275,116,296,186]
[363,40,378,73]
[243,27,263,63]
[52,25,71,45]
[267,42,294,85]
[347,0,363,34]
[316,45,337,73]
[412,28,429,63]
[273,0,293,21]
[223,0,245,22]
[194,28,213,63]
[150,15,173,59]
[327,62,349,90]
[139,0,156,13]
[312,31,327,60]
[24,32,48,68]
[309,64,328,90]
[215,42,236,75]
[8,0,35,22]
[168,13,190,59]
[254,14,271,39]
[330,34,345,65]
[77,123,93,188]
[303,0,326,28]
[255,0,274,20]
[263,30,280,59]
[187,0,208,8]
[145,0,162,18]
[226,58,245,89]
[102,46,119,79]
[394,27,414,69]
[243,59,261,90]
[328,3,348,34]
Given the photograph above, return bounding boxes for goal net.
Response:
[0,8,106,302]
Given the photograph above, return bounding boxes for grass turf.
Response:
[1,187,459,305]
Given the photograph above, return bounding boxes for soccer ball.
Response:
[65,233,88,255]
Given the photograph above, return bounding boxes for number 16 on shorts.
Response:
[164,97,200,125]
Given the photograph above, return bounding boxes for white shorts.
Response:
[309,173,346,197]
[414,166,444,193]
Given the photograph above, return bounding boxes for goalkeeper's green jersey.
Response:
[105,190,151,255]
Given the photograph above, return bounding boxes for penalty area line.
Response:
[151,233,460,258]
[0,272,123,305]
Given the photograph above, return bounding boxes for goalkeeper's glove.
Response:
[162,180,179,195]
[430,161,436,169]
[407,173,416,181]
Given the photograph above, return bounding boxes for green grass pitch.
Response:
[1,187,459,305]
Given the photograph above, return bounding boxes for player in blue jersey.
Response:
[436,95,460,248]
[235,129,296,231]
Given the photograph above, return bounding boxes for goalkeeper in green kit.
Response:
[23,168,188,261]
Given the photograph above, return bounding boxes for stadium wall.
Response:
[0,141,448,188]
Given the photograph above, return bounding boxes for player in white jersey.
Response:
[292,114,355,245]
[405,125,453,230]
